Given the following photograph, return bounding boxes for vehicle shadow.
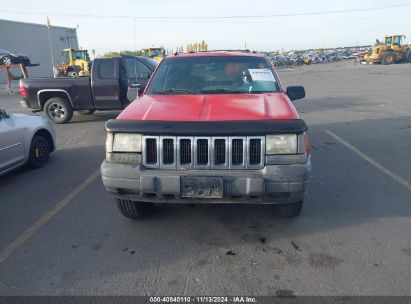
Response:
[69,111,121,124]
[16,110,120,125]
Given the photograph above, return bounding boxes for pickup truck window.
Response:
[146,56,280,95]
[99,60,116,79]
[124,58,151,80]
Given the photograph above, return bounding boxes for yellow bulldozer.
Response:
[364,35,411,65]
[142,47,165,63]
[57,48,91,77]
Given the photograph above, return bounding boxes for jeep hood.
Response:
[117,93,299,121]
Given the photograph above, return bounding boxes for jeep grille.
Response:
[142,136,265,169]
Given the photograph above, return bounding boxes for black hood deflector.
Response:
[105,119,308,135]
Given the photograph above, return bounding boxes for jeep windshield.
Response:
[146,55,280,95]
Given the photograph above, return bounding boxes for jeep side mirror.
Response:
[286,86,306,101]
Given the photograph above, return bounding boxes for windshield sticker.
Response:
[248,69,276,82]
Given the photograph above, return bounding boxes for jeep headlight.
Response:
[112,133,142,152]
[266,134,297,155]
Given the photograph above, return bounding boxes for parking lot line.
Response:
[326,130,411,191]
[0,169,101,264]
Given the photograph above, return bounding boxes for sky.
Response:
[2,0,411,55]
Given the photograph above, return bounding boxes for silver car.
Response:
[0,108,56,176]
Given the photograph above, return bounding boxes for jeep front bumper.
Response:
[101,156,311,204]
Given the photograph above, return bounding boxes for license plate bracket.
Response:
[180,176,224,199]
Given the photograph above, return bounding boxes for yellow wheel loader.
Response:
[364,35,411,65]
[57,48,91,77]
[142,47,165,63]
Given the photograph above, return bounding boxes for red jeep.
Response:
[101,51,311,218]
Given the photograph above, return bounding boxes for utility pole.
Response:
[134,17,137,51]
[46,17,56,78]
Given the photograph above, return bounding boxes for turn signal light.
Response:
[19,85,27,98]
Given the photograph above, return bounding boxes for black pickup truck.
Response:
[19,56,157,123]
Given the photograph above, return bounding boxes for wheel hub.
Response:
[48,103,65,119]
[35,144,47,162]
[3,57,11,65]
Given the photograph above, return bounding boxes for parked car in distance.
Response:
[101,51,311,219]
[19,56,157,124]
[0,109,56,177]
[0,48,31,66]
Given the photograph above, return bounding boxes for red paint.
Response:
[117,93,299,121]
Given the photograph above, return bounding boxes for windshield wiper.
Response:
[151,88,196,95]
[199,89,245,94]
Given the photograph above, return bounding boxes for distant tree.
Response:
[185,41,208,53]
[101,50,143,57]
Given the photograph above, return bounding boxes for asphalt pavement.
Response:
[0,61,410,296]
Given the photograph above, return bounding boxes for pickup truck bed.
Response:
[22,77,93,110]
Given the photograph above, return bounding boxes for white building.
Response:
[0,19,79,83]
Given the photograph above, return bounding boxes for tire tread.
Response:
[274,200,303,218]
[116,199,153,219]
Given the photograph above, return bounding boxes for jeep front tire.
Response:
[116,199,154,219]
[274,200,303,218]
